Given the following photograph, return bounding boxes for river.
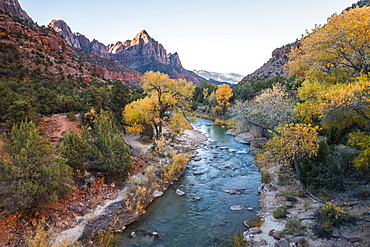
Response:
[117,118,261,246]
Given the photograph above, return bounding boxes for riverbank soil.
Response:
[252,161,370,247]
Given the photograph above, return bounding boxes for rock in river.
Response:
[193,157,202,161]
[194,170,205,175]
[176,189,186,196]
[153,190,164,198]
[230,205,244,211]
[235,133,254,144]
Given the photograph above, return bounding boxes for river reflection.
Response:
[117,118,261,247]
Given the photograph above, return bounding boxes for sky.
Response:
[20,0,356,76]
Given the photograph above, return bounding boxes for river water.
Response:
[117,118,261,246]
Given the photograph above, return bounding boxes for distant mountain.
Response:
[192,70,244,84]
[49,20,204,84]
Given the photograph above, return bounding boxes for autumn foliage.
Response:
[215,84,233,115]
[123,71,194,138]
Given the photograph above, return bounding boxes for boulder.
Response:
[153,190,164,198]
[230,205,244,211]
[194,170,205,175]
[274,239,289,247]
[193,157,202,161]
[250,138,268,149]
[226,129,236,136]
[176,189,185,196]
[273,230,283,240]
[249,126,263,138]
[291,236,306,245]
[235,133,254,144]
[249,227,262,234]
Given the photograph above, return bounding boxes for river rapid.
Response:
[117,118,261,246]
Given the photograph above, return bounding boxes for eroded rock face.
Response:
[0,14,71,54]
[0,0,33,22]
[48,20,81,49]
[239,43,300,83]
[48,20,204,83]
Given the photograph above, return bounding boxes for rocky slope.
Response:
[0,0,32,22]
[48,20,204,83]
[0,1,141,86]
[240,42,298,83]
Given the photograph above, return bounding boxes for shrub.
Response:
[261,170,270,183]
[244,215,263,228]
[273,206,287,219]
[319,202,347,232]
[163,153,190,182]
[281,189,298,202]
[299,141,354,190]
[285,217,304,235]
[232,231,247,247]
[66,111,76,121]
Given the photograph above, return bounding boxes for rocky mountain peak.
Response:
[131,29,152,46]
[0,0,33,22]
[49,19,81,49]
[169,52,182,68]
[48,21,204,83]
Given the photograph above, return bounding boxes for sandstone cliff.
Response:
[0,12,141,86]
[0,14,70,54]
[49,19,81,49]
[0,0,32,22]
[240,42,298,83]
[48,20,204,83]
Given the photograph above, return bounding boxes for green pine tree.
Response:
[0,121,72,211]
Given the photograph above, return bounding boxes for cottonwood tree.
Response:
[123,96,156,139]
[215,84,233,115]
[123,71,194,138]
[287,6,370,140]
[349,131,370,170]
[288,7,370,84]
[269,123,320,177]
[0,121,72,211]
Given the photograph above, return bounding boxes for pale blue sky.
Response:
[20,0,356,75]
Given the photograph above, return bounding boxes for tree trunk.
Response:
[294,158,306,190]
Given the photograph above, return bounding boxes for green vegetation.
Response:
[273,206,287,219]
[0,121,72,211]
[318,202,349,233]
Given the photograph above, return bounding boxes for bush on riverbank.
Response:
[163,153,190,182]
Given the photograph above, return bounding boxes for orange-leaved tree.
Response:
[215,84,233,115]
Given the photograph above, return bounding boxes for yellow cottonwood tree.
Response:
[294,75,370,128]
[123,71,194,138]
[268,123,320,178]
[215,84,233,115]
[123,96,157,138]
[348,131,370,169]
[288,7,370,84]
